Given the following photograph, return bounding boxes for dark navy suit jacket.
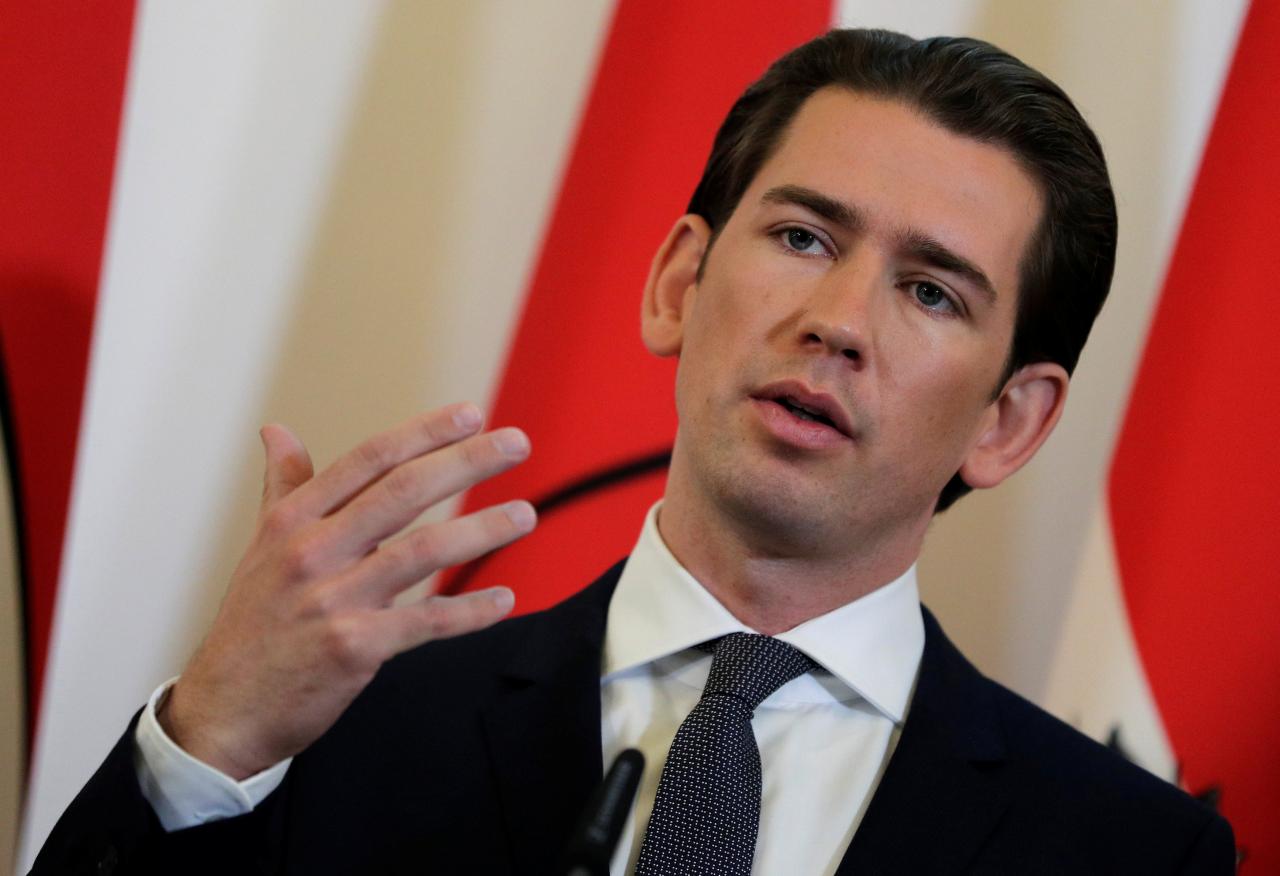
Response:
[32,559,1235,874]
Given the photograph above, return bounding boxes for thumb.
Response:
[259,424,314,506]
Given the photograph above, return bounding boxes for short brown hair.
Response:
[687,29,1117,512]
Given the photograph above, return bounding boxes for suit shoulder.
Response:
[984,677,1166,792]
[979,672,1232,845]
[922,608,1219,828]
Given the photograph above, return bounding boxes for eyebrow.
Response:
[760,184,999,305]
[899,229,998,305]
[762,184,864,232]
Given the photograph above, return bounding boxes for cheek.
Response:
[882,337,1000,443]
[684,274,771,362]
[934,380,1001,471]
[671,305,732,415]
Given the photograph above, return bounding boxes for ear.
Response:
[958,361,1069,490]
[641,214,712,357]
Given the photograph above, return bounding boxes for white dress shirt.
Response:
[602,505,923,874]
[134,503,924,874]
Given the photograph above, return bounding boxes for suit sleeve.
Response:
[28,711,288,875]
[133,680,290,831]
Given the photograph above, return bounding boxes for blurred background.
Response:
[2,1,1272,872]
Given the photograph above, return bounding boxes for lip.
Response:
[750,379,857,446]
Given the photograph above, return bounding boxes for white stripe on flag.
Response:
[1045,504,1176,780]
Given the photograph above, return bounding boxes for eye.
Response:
[779,227,828,256]
[910,281,959,315]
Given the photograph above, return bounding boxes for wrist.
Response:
[159,681,266,781]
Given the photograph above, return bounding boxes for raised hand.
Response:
[158,403,534,779]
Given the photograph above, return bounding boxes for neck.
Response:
[657,472,927,636]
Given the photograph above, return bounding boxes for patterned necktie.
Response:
[635,633,818,875]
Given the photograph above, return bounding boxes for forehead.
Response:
[739,87,1043,301]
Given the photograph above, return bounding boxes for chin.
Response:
[699,440,940,557]
[709,460,850,555]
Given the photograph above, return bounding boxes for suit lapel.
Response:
[476,568,1011,873]
[480,561,624,872]
[836,608,1010,875]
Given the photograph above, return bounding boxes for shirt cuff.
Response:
[132,678,292,831]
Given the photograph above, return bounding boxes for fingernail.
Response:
[453,404,482,430]
[492,588,515,613]
[504,500,536,530]
[492,428,530,457]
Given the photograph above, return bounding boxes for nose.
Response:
[799,319,863,365]
[796,258,876,368]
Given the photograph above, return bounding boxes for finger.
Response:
[378,587,516,656]
[338,501,536,608]
[260,424,314,506]
[289,402,484,518]
[321,426,531,557]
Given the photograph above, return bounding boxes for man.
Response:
[34,28,1233,875]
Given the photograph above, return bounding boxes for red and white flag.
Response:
[1048,0,1279,867]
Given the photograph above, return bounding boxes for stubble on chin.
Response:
[694,435,857,558]
[697,420,946,566]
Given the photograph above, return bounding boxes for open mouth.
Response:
[775,396,837,429]
[753,380,855,444]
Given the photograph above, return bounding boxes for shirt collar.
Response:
[603,503,924,723]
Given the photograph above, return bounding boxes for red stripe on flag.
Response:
[0,3,138,740]
[446,0,832,612]
[1109,0,1279,865]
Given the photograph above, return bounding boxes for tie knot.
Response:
[699,633,817,711]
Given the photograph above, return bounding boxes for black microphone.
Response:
[561,748,645,876]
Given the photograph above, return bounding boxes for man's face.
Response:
[656,88,1044,555]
